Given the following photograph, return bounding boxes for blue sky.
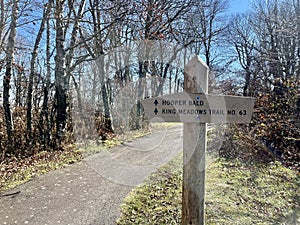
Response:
[229,0,251,13]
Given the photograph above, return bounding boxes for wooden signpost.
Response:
[141,56,255,225]
[142,93,254,123]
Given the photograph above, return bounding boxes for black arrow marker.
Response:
[154,108,158,115]
[154,99,159,106]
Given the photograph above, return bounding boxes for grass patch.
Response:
[117,152,183,225]
[117,153,300,225]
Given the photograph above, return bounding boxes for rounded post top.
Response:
[184,56,209,94]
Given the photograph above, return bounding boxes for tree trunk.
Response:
[0,0,5,50]
[297,0,300,82]
[99,56,112,133]
[89,0,113,133]
[15,65,22,107]
[55,0,67,141]
[135,61,146,130]
[243,56,252,96]
[39,5,52,146]
[3,0,19,141]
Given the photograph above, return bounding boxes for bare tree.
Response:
[188,0,229,68]
[54,0,88,140]
[228,13,256,96]
[250,0,299,93]
[26,2,52,141]
[3,0,19,140]
[53,0,68,140]
[0,0,7,53]
[39,3,53,146]
[294,0,300,83]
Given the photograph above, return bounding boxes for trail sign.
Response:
[141,56,255,225]
[142,93,255,123]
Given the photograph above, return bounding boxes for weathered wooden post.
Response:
[182,56,208,225]
[141,56,255,225]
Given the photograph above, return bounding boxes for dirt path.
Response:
[0,124,183,225]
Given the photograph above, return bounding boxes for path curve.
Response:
[0,124,183,225]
